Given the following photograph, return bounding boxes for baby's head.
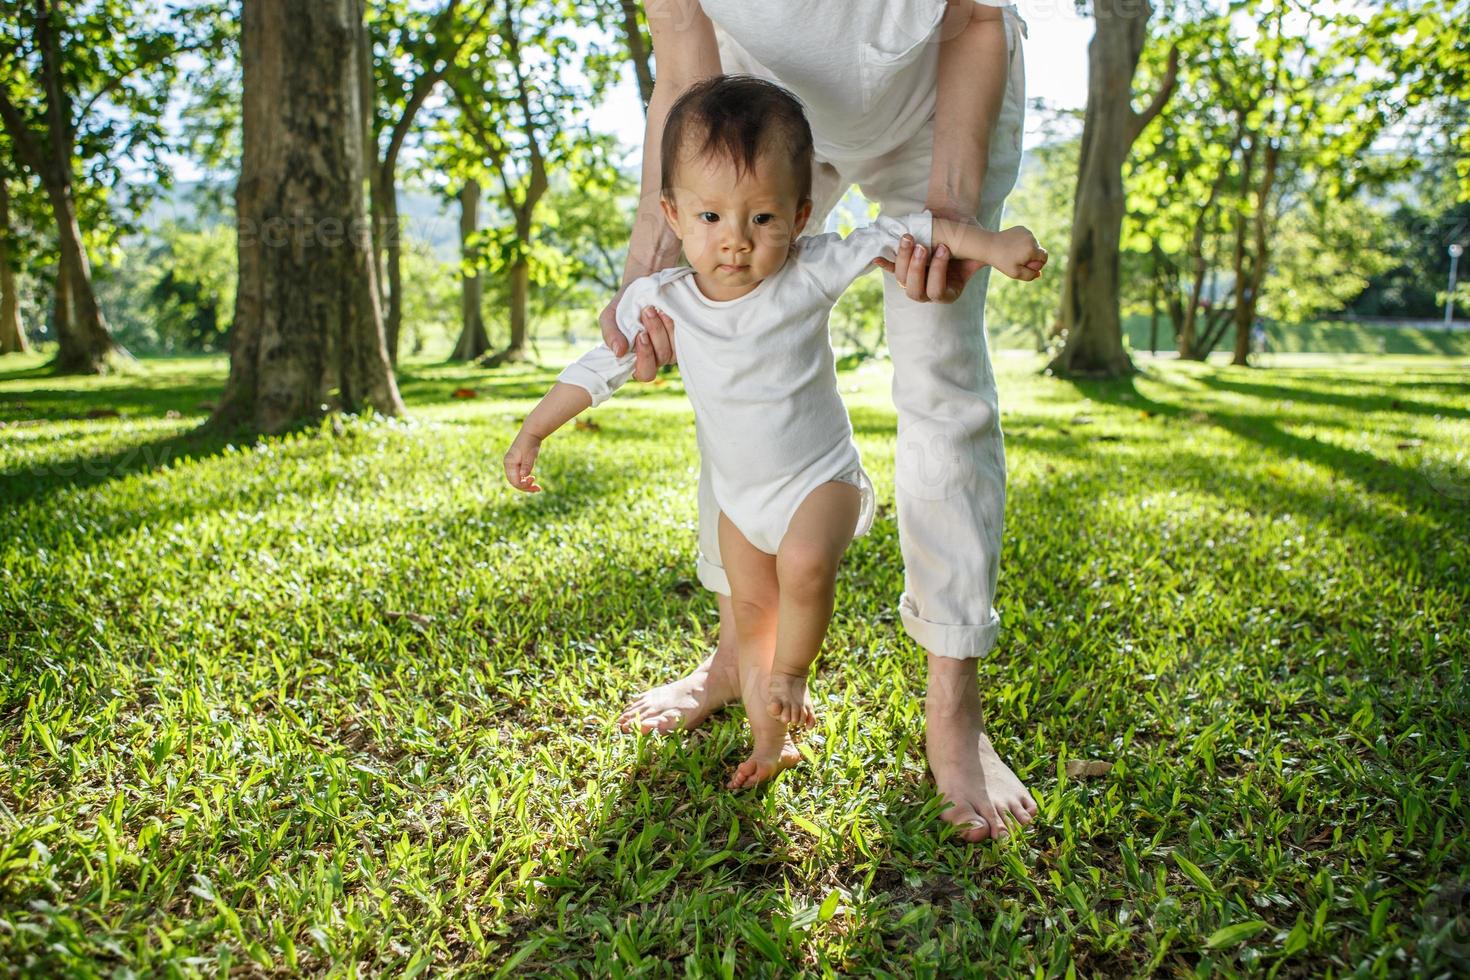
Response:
[659,75,815,299]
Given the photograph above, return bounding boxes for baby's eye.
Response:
[753,214,774,226]
[697,211,719,223]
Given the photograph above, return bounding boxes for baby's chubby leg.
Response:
[768,482,862,725]
[718,513,803,789]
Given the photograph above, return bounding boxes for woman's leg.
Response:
[719,513,803,789]
[768,481,861,725]
[617,159,850,734]
[851,7,1038,842]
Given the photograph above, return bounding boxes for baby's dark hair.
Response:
[659,74,814,204]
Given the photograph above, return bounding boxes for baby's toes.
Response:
[729,759,759,789]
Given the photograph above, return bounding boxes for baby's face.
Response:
[661,146,812,301]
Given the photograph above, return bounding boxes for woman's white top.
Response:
[698,0,1020,166]
[558,211,934,554]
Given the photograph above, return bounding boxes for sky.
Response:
[151,1,1095,188]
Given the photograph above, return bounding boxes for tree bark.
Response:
[1232,139,1278,366]
[619,0,654,109]
[213,0,404,434]
[382,188,404,364]
[0,2,124,373]
[451,179,490,360]
[0,178,28,354]
[1047,4,1177,378]
[53,256,71,348]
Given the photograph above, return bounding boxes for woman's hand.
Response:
[599,292,679,382]
[875,212,1046,303]
[875,231,984,304]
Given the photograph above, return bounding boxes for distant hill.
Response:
[139,181,463,261]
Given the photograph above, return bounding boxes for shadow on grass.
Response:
[1068,371,1467,529]
[1193,373,1470,423]
[0,426,245,513]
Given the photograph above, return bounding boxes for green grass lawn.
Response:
[988,316,1470,358]
[2,348,1467,976]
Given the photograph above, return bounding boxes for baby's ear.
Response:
[659,196,682,240]
[791,199,814,238]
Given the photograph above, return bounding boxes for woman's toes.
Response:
[941,803,989,843]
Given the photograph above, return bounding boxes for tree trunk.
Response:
[360,16,388,315]
[0,179,28,355]
[1233,140,1278,367]
[383,187,403,364]
[1047,3,1176,378]
[1148,269,1159,355]
[1226,138,1254,365]
[507,256,529,362]
[619,0,654,109]
[451,179,490,360]
[0,2,124,373]
[213,0,404,434]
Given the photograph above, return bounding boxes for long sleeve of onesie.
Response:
[556,276,659,407]
[793,210,934,302]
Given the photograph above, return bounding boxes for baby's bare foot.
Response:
[766,670,813,728]
[727,733,802,789]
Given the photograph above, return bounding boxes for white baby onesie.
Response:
[558,210,934,555]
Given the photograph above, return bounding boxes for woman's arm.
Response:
[928,2,1008,220]
[600,0,722,367]
[887,1,1014,303]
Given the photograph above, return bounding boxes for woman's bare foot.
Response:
[617,646,741,734]
[924,653,1039,843]
[766,669,813,727]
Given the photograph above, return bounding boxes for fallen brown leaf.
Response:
[385,610,434,627]
[1396,439,1424,449]
[1065,759,1113,778]
[451,387,478,399]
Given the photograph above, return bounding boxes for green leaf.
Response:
[1205,920,1268,948]
[1173,854,1218,896]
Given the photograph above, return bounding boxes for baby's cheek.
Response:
[683,233,716,267]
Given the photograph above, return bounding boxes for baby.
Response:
[504,74,1045,789]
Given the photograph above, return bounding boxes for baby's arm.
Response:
[504,278,653,493]
[926,216,1048,282]
[503,383,594,493]
[798,211,1046,301]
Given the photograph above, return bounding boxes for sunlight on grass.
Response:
[2,351,1467,974]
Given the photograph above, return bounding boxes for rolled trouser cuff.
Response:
[697,552,732,597]
[900,593,1001,660]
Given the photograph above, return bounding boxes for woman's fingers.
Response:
[600,292,628,356]
[905,244,928,301]
[926,244,950,301]
[632,332,658,382]
[642,306,676,364]
[893,234,915,288]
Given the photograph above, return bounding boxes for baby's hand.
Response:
[503,432,543,493]
[992,226,1048,282]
